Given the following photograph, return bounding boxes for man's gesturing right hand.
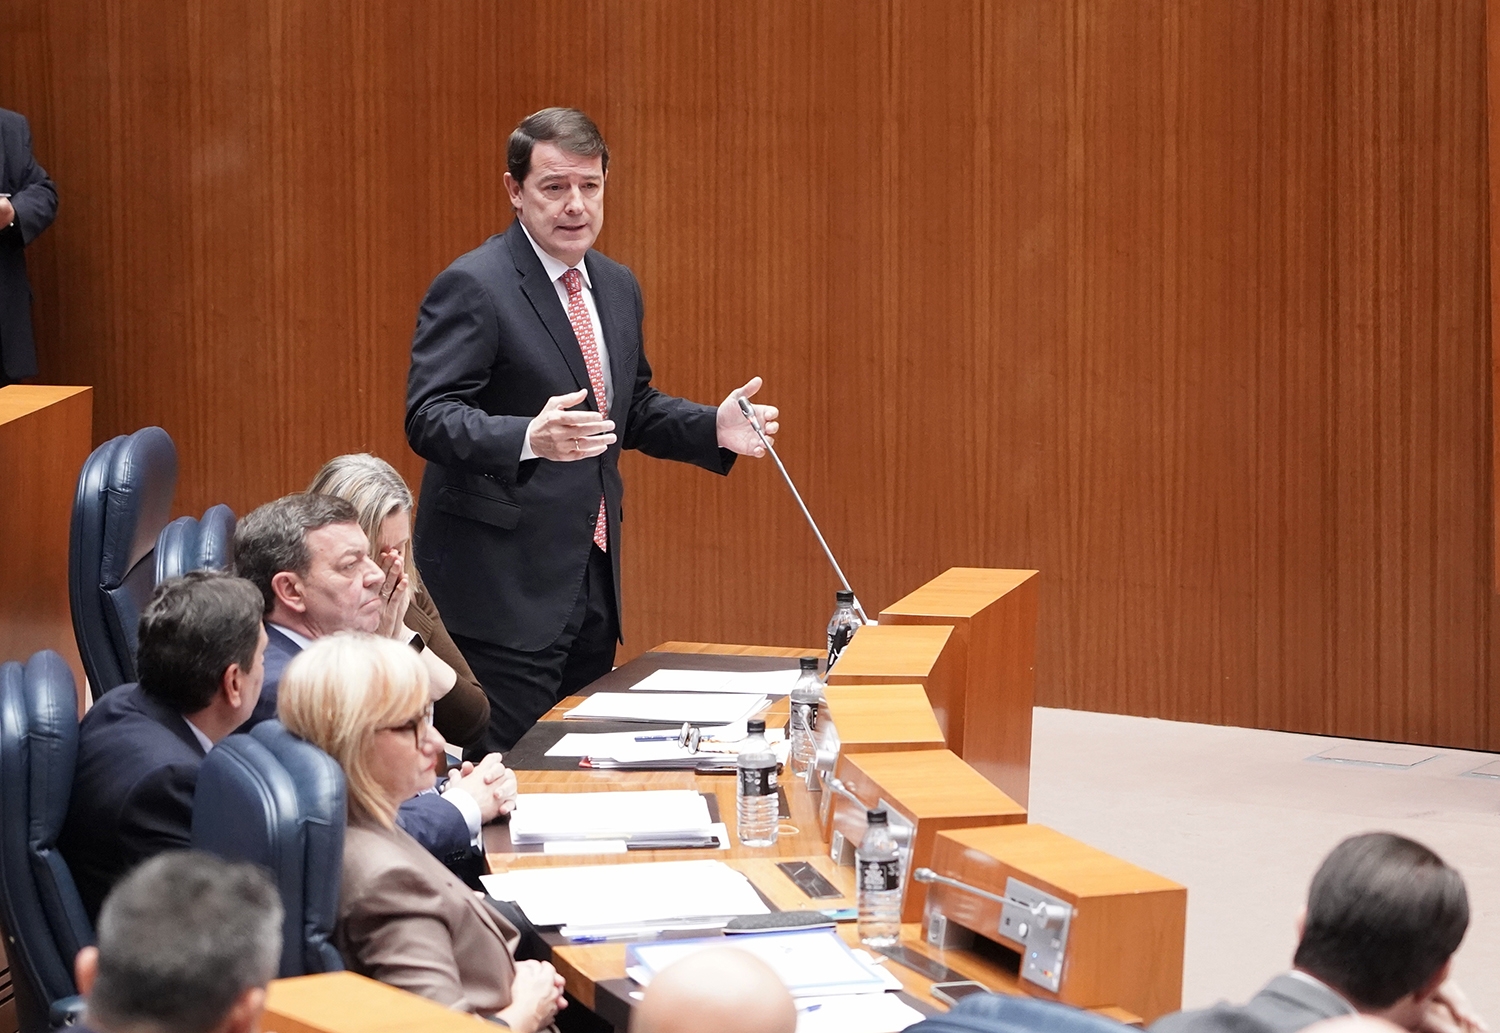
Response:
[526,389,616,461]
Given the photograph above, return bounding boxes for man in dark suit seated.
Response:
[1151,833,1482,1033]
[72,851,281,1033]
[232,491,514,874]
[59,571,267,921]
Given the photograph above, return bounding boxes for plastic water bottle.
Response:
[736,719,779,847]
[788,657,822,778]
[826,590,860,672]
[856,808,902,946]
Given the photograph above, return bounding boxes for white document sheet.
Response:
[625,929,894,997]
[506,789,713,844]
[546,726,785,759]
[796,993,927,1033]
[479,859,769,928]
[563,692,769,725]
[628,668,804,696]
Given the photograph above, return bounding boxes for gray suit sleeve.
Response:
[7,117,57,245]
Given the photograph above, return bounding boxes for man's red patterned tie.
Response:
[561,268,609,552]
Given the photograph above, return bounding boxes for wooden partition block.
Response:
[822,683,947,754]
[0,386,92,703]
[880,567,1040,806]
[923,824,1185,1023]
[823,748,1026,922]
[825,623,959,748]
[265,972,490,1032]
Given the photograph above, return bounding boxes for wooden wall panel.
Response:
[1,0,1493,748]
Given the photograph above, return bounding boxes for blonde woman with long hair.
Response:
[307,453,490,748]
[278,634,564,1031]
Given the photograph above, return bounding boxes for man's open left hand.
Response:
[716,376,779,457]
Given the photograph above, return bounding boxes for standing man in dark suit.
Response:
[1150,833,1481,1033]
[0,107,58,386]
[59,571,267,921]
[406,107,779,755]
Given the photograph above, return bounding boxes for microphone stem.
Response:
[739,401,870,624]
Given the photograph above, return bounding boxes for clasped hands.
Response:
[527,376,780,461]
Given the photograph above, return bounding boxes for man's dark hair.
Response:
[136,571,264,712]
[507,107,609,184]
[233,493,358,615]
[1293,832,1468,1007]
[88,851,282,1033]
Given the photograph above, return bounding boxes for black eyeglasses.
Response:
[378,705,433,750]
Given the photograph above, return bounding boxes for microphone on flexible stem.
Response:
[735,394,871,624]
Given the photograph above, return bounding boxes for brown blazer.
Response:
[407,585,491,747]
[338,818,519,1015]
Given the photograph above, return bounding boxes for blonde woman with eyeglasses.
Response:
[306,453,490,749]
[278,633,565,1032]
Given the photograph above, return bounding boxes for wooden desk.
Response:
[881,568,1041,805]
[0,385,91,702]
[264,971,490,1032]
[492,642,1158,1028]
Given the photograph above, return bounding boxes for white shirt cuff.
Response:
[520,413,543,462]
[441,783,484,847]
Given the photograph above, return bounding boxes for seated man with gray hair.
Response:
[631,947,796,1033]
[72,851,282,1033]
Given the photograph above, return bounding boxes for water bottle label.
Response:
[858,858,901,892]
[794,701,818,733]
[827,628,852,671]
[738,765,777,797]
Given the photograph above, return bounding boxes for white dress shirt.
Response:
[518,222,613,462]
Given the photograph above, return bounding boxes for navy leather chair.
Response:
[0,652,93,1032]
[905,994,1134,1033]
[154,503,237,582]
[190,720,345,978]
[68,427,178,699]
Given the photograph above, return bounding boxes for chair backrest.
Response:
[154,504,237,582]
[0,652,94,1033]
[904,994,1134,1033]
[68,427,178,699]
[190,720,346,978]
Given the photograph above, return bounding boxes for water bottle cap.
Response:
[799,657,819,672]
[866,808,888,825]
[836,590,855,604]
[747,719,766,734]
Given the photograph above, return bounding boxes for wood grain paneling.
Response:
[1,0,1493,748]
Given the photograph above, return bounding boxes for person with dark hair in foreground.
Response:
[73,851,282,1033]
[59,571,267,921]
[1151,833,1484,1033]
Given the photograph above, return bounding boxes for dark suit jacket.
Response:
[1150,973,1353,1033]
[241,623,474,865]
[405,220,733,652]
[58,684,204,922]
[0,108,58,382]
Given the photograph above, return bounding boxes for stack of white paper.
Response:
[625,929,898,997]
[480,859,770,930]
[564,692,770,724]
[506,790,715,845]
[796,993,927,1033]
[629,668,804,696]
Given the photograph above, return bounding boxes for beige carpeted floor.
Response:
[1028,708,1500,1018]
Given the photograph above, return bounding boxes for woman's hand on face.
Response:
[497,959,566,1032]
[374,548,411,639]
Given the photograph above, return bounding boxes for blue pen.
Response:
[633,733,678,742]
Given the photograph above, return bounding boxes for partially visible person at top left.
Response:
[0,107,58,387]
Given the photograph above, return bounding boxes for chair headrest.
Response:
[96,428,177,587]
[0,652,94,1031]
[155,504,237,583]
